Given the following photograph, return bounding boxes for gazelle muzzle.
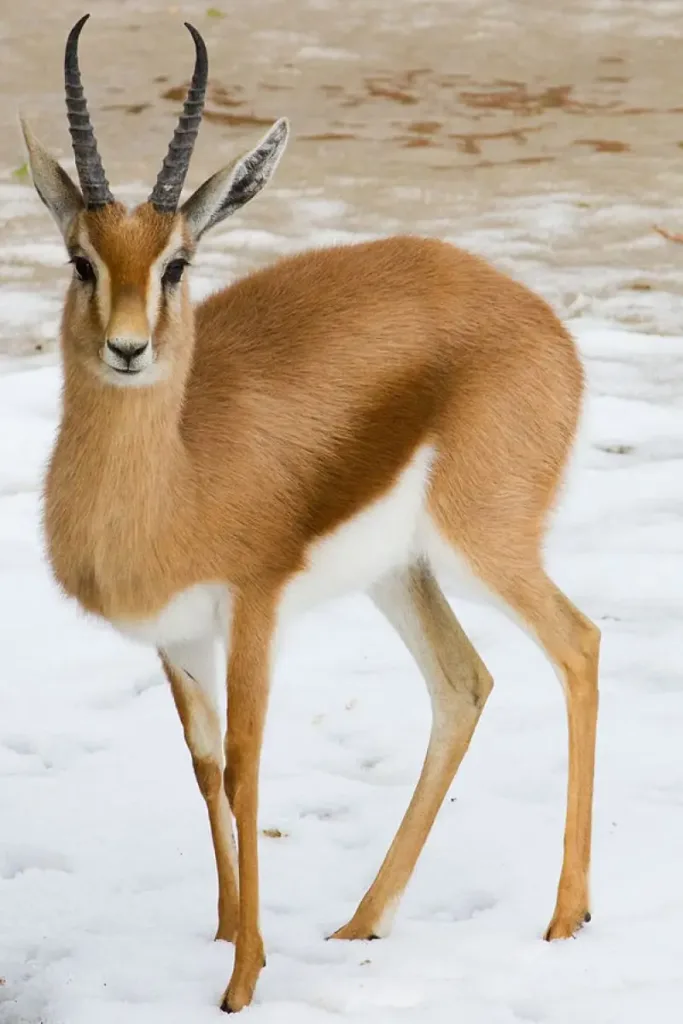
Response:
[103,336,152,375]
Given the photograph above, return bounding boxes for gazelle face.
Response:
[64,203,194,388]
[21,14,289,391]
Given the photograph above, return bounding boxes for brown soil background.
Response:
[1,0,683,355]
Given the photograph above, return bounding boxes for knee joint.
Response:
[472,666,494,708]
[224,765,238,811]
[450,662,493,710]
[193,756,222,801]
[573,616,600,673]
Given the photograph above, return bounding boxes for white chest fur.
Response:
[113,445,437,651]
[114,582,230,649]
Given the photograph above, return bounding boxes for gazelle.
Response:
[22,13,600,1013]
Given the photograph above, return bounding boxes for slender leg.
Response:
[220,591,276,1014]
[160,637,239,943]
[332,562,493,941]
[490,571,600,939]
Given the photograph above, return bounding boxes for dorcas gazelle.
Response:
[21,14,600,1013]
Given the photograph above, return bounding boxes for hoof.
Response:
[328,923,380,941]
[544,908,591,941]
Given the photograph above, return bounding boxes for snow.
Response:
[1,297,683,1021]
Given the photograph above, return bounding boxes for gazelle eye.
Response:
[72,256,96,284]
[162,258,188,288]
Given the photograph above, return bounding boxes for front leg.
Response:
[160,637,239,943]
[219,589,277,1013]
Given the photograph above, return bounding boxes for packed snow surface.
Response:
[1,282,682,1021]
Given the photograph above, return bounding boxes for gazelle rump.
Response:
[22,14,600,1014]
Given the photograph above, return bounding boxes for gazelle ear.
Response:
[20,118,84,239]
[180,117,289,242]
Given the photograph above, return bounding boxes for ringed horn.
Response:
[63,13,209,213]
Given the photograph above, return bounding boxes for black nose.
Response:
[106,340,148,366]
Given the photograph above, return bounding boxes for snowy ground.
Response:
[2,254,683,1019]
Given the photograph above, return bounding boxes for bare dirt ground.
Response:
[1,0,683,356]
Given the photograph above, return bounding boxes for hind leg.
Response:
[426,324,598,937]
[331,562,493,941]
[431,524,599,939]
[495,571,600,939]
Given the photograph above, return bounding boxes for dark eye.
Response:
[162,259,188,288]
[72,256,96,284]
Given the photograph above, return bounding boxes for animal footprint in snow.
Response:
[2,733,105,772]
[299,805,350,822]
[360,754,383,770]
[425,890,498,922]
[87,673,163,709]
[0,844,72,879]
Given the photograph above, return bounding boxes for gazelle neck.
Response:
[45,352,199,618]
[59,355,190,503]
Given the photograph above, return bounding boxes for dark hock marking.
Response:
[584,911,592,923]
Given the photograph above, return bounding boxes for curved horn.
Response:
[64,13,114,208]
[148,23,208,213]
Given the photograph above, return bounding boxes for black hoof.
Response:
[220,998,235,1014]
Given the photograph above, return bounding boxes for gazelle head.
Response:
[22,14,289,388]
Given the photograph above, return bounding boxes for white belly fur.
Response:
[113,443,495,650]
[281,443,434,618]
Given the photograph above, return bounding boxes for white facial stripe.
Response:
[146,263,162,336]
[147,222,187,331]
[75,220,188,390]
[76,225,111,330]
